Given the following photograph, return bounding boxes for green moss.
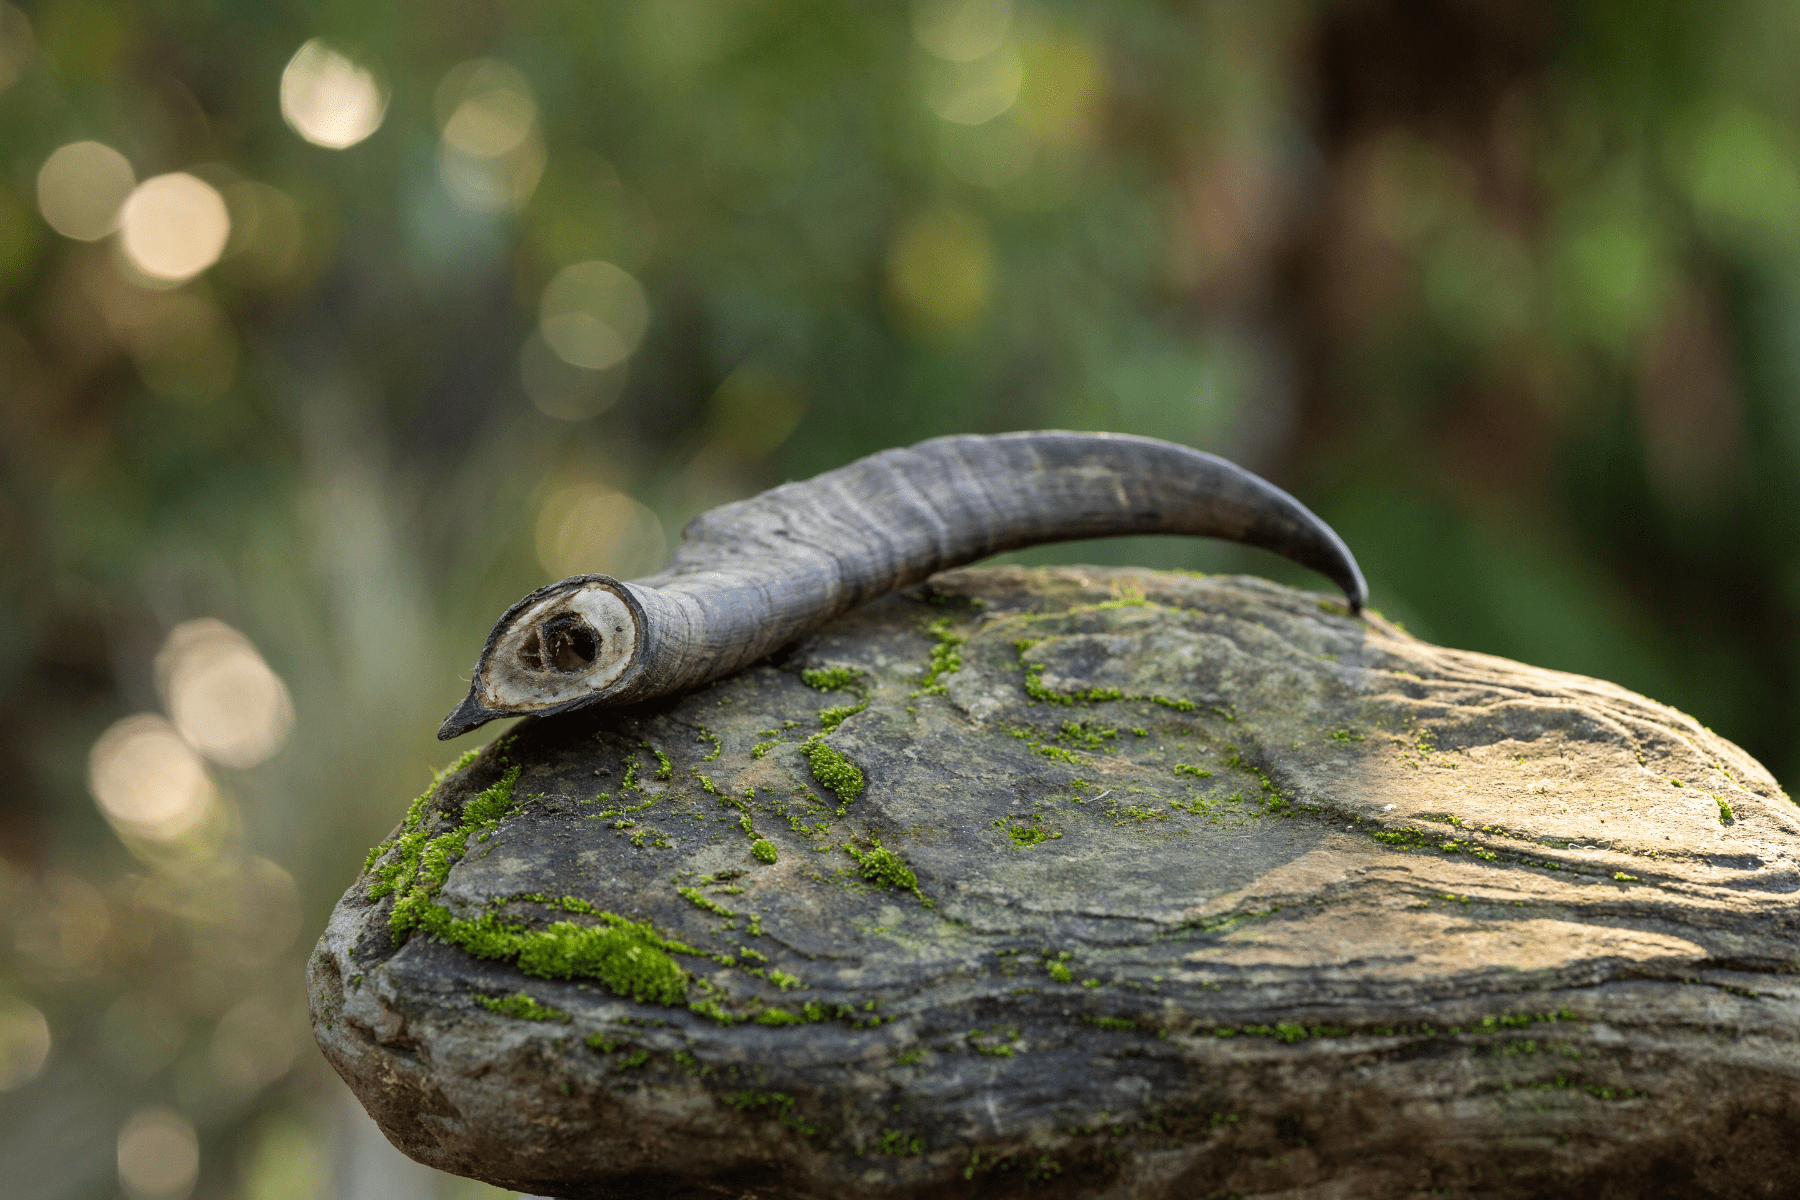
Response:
[877,1129,927,1156]
[1716,795,1734,823]
[757,1007,808,1025]
[697,723,723,761]
[678,887,737,917]
[621,758,640,791]
[366,760,695,1009]
[723,1091,820,1138]
[1045,958,1073,984]
[1173,763,1211,779]
[646,744,673,781]
[803,737,865,804]
[802,666,860,691]
[751,839,778,863]
[751,741,778,759]
[362,750,479,876]
[1008,821,1047,847]
[480,991,570,1023]
[818,700,867,733]
[845,837,926,903]
[919,618,966,694]
[1057,720,1119,750]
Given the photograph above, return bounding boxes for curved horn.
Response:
[439,431,1367,738]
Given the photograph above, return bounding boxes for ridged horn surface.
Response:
[439,431,1367,738]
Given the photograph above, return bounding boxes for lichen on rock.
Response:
[311,567,1800,1200]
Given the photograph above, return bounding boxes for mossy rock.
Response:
[310,567,1800,1200]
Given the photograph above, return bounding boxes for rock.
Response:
[310,567,1800,1200]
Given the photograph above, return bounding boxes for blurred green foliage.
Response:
[1,1,1797,1197]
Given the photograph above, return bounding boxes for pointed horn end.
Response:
[438,688,500,740]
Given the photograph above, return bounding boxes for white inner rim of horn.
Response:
[477,583,637,712]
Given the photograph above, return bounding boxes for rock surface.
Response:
[311,567,1800,1200]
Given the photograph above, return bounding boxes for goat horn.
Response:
[438,431,1367,738]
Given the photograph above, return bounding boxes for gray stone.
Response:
[310,567,1800,1200]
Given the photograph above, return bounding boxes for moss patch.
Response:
[803,738,865,805]
[802,666,860,691]
[480,991,570,1023]
[364,755,692,1008]
[919,618,966,694]
[845,837,927,903]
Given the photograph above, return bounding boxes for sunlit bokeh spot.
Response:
[707,364,806,458]
[924,49,1023,126]
[0,996,50,1090]
[37,141,135,241]
[1015,36,1106,146]
[88,715,215,842]
[441,62,537,157]
[155,619,294,769]
[436,59,544,212]
[535,483,667,581]
[117,1106,200,1200]
[241,1116,324,1200]
[208,994,298,1100]
[209,857,304,970]
[10,871,111,983]
[279,39,386,149]
[520,331,628,421]
[119,174,231,283]
[539,260,650,370]
[886,211,992,333]
[0,3,36,93]
[912,0,1012,62]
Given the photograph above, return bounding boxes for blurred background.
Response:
[1,0,1797,1196]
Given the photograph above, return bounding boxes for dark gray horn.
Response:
[439,432,1368,737]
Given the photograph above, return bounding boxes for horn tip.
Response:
[438,689,498,740]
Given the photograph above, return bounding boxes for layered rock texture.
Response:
[310,567,1800,1200]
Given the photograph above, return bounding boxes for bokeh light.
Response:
[912,0,1012,62]
[924,49,1023,126]
[155,619,294,770]
[0,997,50,1090]
[539,260,650,370]
[535,483,667,581]
[706,365,806,458]
[0,3,33,92]
[87,715,215,842]
[1014,36,1105,146]
[207,994,299,1100]
[279,38,386,149]
[520,331,628,421]
[117,1106,200,1200]
[885,211,992,332]
[119,173,231,283]
[36,141,135,241]
[436,59,544,212]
